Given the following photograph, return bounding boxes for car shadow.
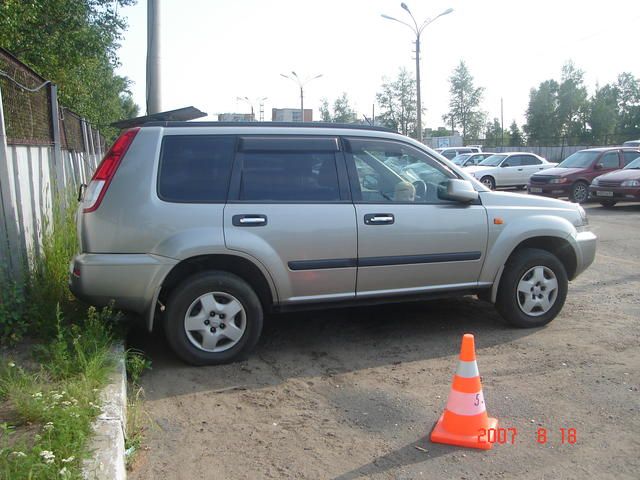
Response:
[128,296,539,401]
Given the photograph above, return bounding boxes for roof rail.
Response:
[141,121,396,133]
[111,106,207,129]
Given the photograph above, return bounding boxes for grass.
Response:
[124,349,152,468]
[0,190,123,479]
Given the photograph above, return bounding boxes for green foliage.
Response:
[0,308,115,479]
[318,93,357,123]
[0,279,27,344]
[524,79,561,143]
[509,121,525,147]
[125,349,151,385]
[484,117,509,147]
[589,84,619,143]
[443,61,485,140]
[557,61,589,139]
[377,68,418,137]
[616,72,640,132]
[0,0,139,141]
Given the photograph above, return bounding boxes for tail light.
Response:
[83,127,140,213]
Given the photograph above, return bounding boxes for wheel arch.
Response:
[489,235,577,303]
[150,254,277,331]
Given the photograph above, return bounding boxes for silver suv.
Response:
[70,123,596,365]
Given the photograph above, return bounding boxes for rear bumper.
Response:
[589,185,640,200]
[571,230,597,279]
[69,253,177,314]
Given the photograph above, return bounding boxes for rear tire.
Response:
[569,181,589,203]
[599,200,617,208]
[164,271,263,365]
[480,176,496,190]
[496,248,568,328]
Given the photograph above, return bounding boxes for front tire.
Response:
[164,271,263,365]
[480,176,496,190]
[569,181,589,203]
[496,248,568,328]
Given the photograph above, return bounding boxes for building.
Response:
[217,113,255,122]
[272,108,312,122]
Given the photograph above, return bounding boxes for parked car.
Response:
[451,152,494,167]
[70,122,596,365]
[528,147,640,203]
[590,155,640,207]
[465,152,556,190]
[622,139,640,147]
[435,146,482,160]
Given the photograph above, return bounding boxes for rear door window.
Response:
[623,151,640,166]
[599,152,620,169]
[236,137,342,202]
[158,135,235,202]
[521,155,542,165]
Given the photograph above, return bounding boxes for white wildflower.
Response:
[61,401,72,407]
[40,450,55,464]
[8,361,15,368]
[32,392,43,399]
[59,466,69,476]
[10,451,27,457]
[61,456,75,463]
[51,393,63,401]
[43,422,54,431]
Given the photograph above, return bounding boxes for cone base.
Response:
[430,414,498,450]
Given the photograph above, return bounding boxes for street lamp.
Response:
[236,96,268,121]
[280,71,323,122]
[381,4,453,142]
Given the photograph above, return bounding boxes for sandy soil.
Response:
[128,202,640,480]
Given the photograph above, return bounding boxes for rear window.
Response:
[158,135,235,202]
[239,151,340,202]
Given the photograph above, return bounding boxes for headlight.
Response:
[621,180,640,187]
[575,205,589,227]
[549,177,568,184]
[591,178,600,186]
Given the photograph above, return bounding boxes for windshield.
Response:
[625,157,640,169]
[451,154,471,165]
[479,154,507,166]
[557,151,600,168]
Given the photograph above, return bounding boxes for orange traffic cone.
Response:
[430,333,498,449]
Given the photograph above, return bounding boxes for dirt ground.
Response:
[128,202,640,480]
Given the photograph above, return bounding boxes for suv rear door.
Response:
[224,136,357,304]
[344,137,488,296]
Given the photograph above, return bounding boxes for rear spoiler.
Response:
[110,106,207,129]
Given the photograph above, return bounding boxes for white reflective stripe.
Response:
[445,389,486,416]
[456,360,479,378]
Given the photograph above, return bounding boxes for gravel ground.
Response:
[128,202,640,480]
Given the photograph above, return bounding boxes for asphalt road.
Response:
[128,202,640,480]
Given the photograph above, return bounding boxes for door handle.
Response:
[364,213,394,225]
[517,168,524,171]
[232,214,267,226]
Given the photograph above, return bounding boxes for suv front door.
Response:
[224,136,357,304]
[344,137,489,297]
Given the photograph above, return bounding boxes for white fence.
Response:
[0,85,101,281]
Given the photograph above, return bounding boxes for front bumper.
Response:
[69,253,177,314]
[527,183,571,198]
[589,185,640,201]
[571,230,597,279]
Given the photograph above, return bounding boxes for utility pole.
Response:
[280,72,323,122]
[500,97,504,149]
[146,0,162,114]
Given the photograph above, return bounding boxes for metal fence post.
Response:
[0,85,25,281]
[50,84,66,199]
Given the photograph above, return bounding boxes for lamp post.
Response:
[381,3,453,142]
[236,96,268,121]
[280,72,323,122]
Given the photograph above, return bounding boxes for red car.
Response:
[528,147,640,203]
[590,155,640,207]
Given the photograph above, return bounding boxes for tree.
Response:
[508,121,524,146]
[0,0,138,141]
[319,98,332,122]
[442,61,485,140]
[484,117,504,146]
[376,68,417,137]
[588,84,618,144]
[615,72,640,133]
[524,80,561,143]
[557,61,588,139]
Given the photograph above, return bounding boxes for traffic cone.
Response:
[430,333,498,450]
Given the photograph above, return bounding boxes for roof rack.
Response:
[111,106,207,129]
[142,121,396,133]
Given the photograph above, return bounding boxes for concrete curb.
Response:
[83,342,127,480]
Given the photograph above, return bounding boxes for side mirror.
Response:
[438,179,479,203]
[594,163,603,170]
[501,162,511,168]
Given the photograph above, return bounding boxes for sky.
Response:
[115,0,640,130]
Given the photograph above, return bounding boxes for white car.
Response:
[465,152,557,190]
